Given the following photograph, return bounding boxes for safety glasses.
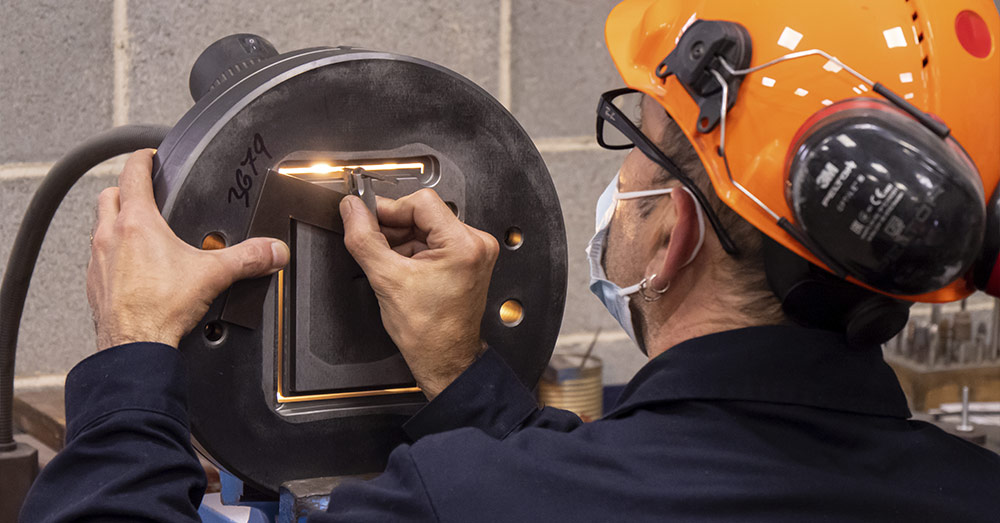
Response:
[596,88,740,255]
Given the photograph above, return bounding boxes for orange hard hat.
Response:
[604,0,1000,303]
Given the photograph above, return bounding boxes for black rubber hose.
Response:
[0,125,172,450]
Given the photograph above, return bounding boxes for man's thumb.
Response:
[213,237,290,284]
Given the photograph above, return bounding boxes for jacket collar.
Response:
[606,325,911,419]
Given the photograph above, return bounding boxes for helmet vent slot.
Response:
[903,0,931,68]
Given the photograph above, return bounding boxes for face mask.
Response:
[585,171,706,346]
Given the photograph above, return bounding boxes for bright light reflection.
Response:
[899,72,914,83]
[794,88,809,97]
[904,92,915,100]
[761,76,777,87]
[278,162,425,176]
[676,12,698,44]
[836,134,858,148]
[871,162,889,174]
[821,99,834,106]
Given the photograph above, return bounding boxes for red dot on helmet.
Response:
[955,10,992,59]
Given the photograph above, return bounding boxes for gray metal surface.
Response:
[888,296,1000,368]
[152,47,567,495]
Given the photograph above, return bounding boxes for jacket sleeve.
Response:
[311,444,438,522]
[402,347,583,442]
[313,347,583,521]
[19,343,205,523]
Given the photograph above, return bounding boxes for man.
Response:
[21,0,1000,521]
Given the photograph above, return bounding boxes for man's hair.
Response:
[654,115,786,324]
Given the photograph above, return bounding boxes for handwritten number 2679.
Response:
[227,133,272,207]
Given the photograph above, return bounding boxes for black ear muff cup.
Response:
[764,236,911,347]
[844,295,910,347]
[786,99,985,296]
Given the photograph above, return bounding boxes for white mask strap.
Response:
[617,280,644,297]
[616,185,705,266]
[614,185,707,296]
[682,186,706,266]
[614,187,675,200]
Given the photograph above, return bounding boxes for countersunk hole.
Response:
[699,117,710,130]
[918,32,924,42]
[504,227,524,250]
[204,321,227,344]
[202,232,227,250]
[922,56,929,68]
[499,300,524,327]
[445,201,459,216]
[912,12,918,20]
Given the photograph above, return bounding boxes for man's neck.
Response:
[642,289,762,361]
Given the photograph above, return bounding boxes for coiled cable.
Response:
[0,125,171,450]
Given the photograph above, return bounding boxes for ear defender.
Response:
[764,237,911,347]
[653,17,996,343]
[785,98,986,296]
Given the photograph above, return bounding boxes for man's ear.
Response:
[646,188,701,291]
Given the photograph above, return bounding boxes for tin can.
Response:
[537,353,603,422]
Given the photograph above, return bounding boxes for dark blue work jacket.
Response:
[20,325,1000,521]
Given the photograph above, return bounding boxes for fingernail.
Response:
[271,241,290,266]
[350,195,366,213]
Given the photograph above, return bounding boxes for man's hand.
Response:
[87,149,290,351]
[340,190,499,400]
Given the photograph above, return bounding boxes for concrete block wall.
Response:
[3,0,646,384]
[7,1,1000,387]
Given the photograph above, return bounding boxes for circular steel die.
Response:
[151,47,567,495]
